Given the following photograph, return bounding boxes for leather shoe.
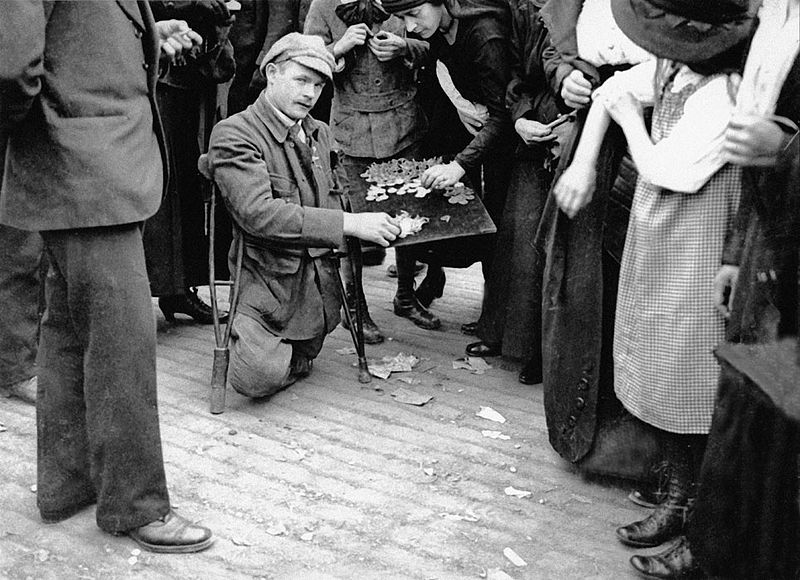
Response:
[128,510,214,554]
[518,359,542,385]
[341,309,385,344]
[460,321,478,335]
[393,295,441,330]
[415,267,446,308]
[159,288,228,325]
[465,341,501,358]
[630,536,701,579]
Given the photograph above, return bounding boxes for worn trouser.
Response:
[0,224,42,386]
[229,313,325,399]
[37,224,170,532]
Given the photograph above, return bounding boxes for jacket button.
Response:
[575,397,585,409]
[374,78,382,86]
[142,62,150,71]
[577,377,589,390]
[568,415,577,426]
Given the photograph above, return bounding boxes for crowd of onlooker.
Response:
[1,0,798,575]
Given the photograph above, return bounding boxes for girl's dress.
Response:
[612,65,742,434]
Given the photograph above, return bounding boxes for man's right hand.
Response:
[343,212,400,247]
[333,23,371,59]
[561,69,592,110]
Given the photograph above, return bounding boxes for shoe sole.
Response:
[129,535,215,554]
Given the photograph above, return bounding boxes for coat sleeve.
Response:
[207,119,345,248]
[0,0,45,133]
[453,36,512,171]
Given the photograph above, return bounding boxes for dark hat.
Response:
[610,0,754,63]
[260,33,336,81]
[381,0,432,14]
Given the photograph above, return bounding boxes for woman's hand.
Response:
[723,113,790,167]
[712,264,740,318]
[515,118,557,145]
[367,30,407,62]
[553,161,596,218]
[599,84,642,129]
[333,23,370,59]
[561,69,592,110]
[156,20,202,61]
[421,161,466,189]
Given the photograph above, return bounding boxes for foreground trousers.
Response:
[0,224,42,386]
[37,224,170,532]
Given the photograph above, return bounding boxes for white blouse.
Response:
[595,60,736,192]
[575,0,653,68]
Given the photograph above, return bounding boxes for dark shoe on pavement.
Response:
[341,312,385,344]
[393,294,441,330]
[159,288,228,325]
[415,267,446,308]
[128,510,214,554]
[518,359,542,385]
[617,467,693,548]
[630,536,701,579]
[465,341,501,357]
[289,354,313,380]
[460,321,478,335]
[1,376,37,404]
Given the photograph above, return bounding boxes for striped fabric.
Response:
[614,80,742,434]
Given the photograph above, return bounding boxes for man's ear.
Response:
[264,62,279,84]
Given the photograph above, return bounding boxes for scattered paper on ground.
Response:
[391,388,433,406]
[481,430,510,440]
[504,486,532,499]
[440,215,451,222]
[503,547,528,567]
[487,569,515,580]
[453,357,492,375]
[439,510,480,522]
[335,346,356,355]
[266,523,287,536]
[370,352,420,379]
[476,406,506,423]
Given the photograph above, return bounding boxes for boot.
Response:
[342,286,385,344]
[629,536,702,579]
[159,288,228,325]
[393,248,440,330]
[415,265,445,307]
[617,466,694,548]
[341,245,385,344]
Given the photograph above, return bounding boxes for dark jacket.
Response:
[304,0,428,158]
[427,2,514,172]
[0,0,167,231]
[206,97,347,339]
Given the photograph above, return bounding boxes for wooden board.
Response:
[354,186,497,248]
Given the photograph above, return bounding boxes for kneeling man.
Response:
[206,33,399,398]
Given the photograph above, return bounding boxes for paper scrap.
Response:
[396,376,421,385]
[440,215,451,222]
[370,353,420,379]
[503,547,528,567]
[476,406,506,423]
[504,486,532,499]
[391,388,433,406]
[487,569,515,580]
[453,357,492,375]
[300,532,314,542]
[481,430,510,440]
[439,511,480,522]
[266,523,287,536]
[335,346,357,355]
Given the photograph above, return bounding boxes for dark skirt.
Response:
[476,144,552,360]
[144,84,212,296]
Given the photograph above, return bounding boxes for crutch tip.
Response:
[358,368,372,383]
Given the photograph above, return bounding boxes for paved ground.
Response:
[0,254,655,579]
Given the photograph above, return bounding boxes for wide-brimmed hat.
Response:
[610,0,754,63]
[260,32,335,81]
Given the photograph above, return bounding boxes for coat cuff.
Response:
[301,206,346,249]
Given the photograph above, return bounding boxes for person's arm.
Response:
[0,0,45,133]
[602,72,732,193]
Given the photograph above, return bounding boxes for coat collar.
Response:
[252,94,320,145]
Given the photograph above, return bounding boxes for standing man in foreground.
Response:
[205,33,400,398]
[0,0,213,552]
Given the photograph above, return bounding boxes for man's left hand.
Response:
[156,20,203,62]
[368,31,407,62]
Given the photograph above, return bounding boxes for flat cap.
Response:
[260,32,335,81]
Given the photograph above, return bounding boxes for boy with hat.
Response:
[205,32,400,398]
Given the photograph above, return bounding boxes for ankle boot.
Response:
[159,288,227,324]
[415,266,445,307]
[394,249,441,330]
[341,287,385,344]
[616,467,694,548]
[629,536,701,579]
